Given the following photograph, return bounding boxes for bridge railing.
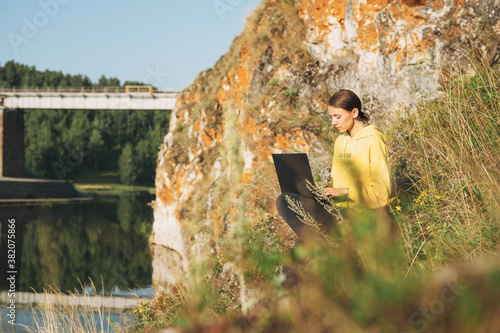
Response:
[0,290,149,311]
[0,87,178,94]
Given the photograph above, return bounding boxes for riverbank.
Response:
[0,196,92,206]
[75,184,154,196]
[0,177,92,206]
[72,170,155,196]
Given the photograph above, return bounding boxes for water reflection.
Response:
[0,308,131,333]
[0,193,154,294]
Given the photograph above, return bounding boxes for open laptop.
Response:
[272,153,316,198]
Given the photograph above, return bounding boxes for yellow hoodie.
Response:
[331,125,391,209]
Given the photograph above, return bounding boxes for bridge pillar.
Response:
[0,108,25,178]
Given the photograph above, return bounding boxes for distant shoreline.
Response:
[0,196,93,206]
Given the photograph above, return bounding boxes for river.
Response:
[0,192,154,332]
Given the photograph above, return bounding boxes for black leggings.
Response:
[276,193,339,243]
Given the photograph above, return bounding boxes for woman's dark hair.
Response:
[328,89,370,123]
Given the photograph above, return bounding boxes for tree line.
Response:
[0,60,144,89]
[1,60,169,185]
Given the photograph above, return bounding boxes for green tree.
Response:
[97,75,108,88]
[4,61,20,87]
[119,144,138,185]
[97,75,120,88]
[70,74,84,87]
[21,67,36,88]
[107,77,121,87]
[89,126,104,170]
[82,75,92,88]
[135,139,153,184]
[25,118,61,178]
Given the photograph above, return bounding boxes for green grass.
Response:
[72,170,155,195]
[388,59,500,273]
[71,169,120,184]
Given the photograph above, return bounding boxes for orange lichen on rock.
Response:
[242,117,258,135]
[296,0,447,64]
[193,92,203,103]
[273,130,310,151]
[259,123,272,137]
[299,0,346,44]
[357,20,379,52]
[173,169,185,198]
[453,0,467,6]
[275,134,292,150]
[241,169,252,185]
[201,132,213,148]
[206,128,217,141]
[291,129,308,151]
[254,137,274,164]
[235,43,251,92]
[158,186,175,205]
[401,4,427,21]
[177,93,196,108]
[216,75,231,107]
[355,0,391,52]
[222,43,254,103]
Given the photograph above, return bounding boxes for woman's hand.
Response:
[324,187,349,197]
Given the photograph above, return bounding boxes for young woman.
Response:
[276,89,391,241]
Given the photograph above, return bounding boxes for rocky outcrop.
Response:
[299,0,500,110]
[150,0,500,292]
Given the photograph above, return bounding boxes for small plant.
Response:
[281,87,299,98]
[268,78,280,86]
[129,293,186,330]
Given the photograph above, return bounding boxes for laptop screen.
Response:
[272,153,316,198]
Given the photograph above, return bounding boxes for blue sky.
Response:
[1,0,261,91]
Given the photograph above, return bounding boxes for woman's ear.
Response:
[352,108,359,119]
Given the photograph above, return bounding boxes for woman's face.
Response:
[328,106,357,134]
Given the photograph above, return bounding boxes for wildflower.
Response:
[396,206,402,211]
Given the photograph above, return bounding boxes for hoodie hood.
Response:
[341,125,385,171]
[347,125,386,142]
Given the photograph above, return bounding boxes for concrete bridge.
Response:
[0,290,150,312]
[0,88,179,178]
[0,87,179,110]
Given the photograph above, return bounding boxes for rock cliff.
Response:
[150,0,500,291]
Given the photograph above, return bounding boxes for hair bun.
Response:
[363,113,370,123]
[357,110,370,123]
